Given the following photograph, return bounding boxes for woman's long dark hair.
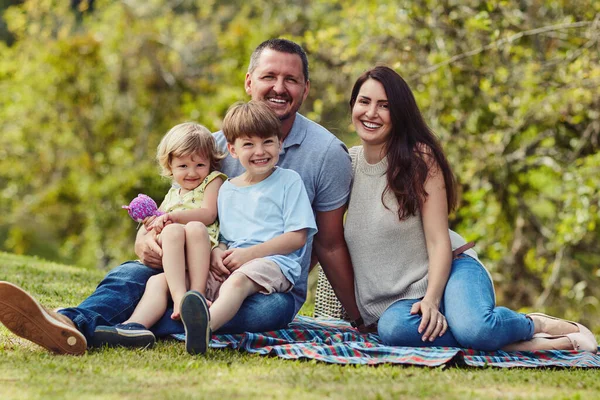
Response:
[349,66,457,220]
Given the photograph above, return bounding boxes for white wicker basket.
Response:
[313,265,348,320]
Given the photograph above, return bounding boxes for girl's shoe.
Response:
[528,312,598,353]
[92,323,155,349]
[180,291,211,355]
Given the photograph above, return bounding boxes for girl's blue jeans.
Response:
[59,261,295,342]
[377,255,535,351]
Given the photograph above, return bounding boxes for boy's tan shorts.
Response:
[205,258,292,302]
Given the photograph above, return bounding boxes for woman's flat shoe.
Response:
[528,312,598,353]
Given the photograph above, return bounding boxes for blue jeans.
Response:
[59,261,296,342]
[377,255,535,351]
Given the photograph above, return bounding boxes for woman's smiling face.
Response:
[351,78,392,148]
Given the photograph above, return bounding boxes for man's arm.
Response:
[134,225,163,269]
[312,206,361,322]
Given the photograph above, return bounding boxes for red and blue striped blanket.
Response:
[172,316,600,367]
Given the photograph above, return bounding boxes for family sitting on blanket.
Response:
[0,38,596,356]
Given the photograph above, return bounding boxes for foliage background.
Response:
[1,0,599,325]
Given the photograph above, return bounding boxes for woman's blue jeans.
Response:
[377,255,535,351]
[58,261,296,342]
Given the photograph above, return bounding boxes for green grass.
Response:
[1,251,599,400]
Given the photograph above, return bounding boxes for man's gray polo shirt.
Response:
[214,112,352,314]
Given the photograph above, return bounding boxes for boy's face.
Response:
[227,135,281,177]
[170,152,211,194]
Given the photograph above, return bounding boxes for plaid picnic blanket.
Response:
[172,316,600,368]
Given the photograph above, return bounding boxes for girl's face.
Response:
[170,152,211,194]
[352,78,392,148]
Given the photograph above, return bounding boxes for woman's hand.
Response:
[410,298,448,342]
[209,247,230,282]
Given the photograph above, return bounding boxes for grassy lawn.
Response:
[1,251,599,400]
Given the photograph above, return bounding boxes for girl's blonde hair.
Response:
[156,122,225,177]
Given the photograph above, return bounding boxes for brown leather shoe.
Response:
[0,281,87,355]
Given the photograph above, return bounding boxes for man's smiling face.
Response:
[244,49,310,123]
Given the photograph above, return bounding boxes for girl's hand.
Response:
[410,298,448,342]
[149,213,171,233]
[143,216,157,230]
[210,247,230,281]
[222,248,255,272]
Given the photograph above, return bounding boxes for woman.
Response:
[344,66,597,352]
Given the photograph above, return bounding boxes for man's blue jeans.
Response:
[377,255,535,351]
[59,261,296,342]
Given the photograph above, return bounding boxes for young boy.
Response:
[179,100,317,355]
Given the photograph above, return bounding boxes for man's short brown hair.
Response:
[222,101,282,144]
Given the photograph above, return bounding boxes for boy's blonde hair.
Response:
[156,122,225,177]
[222,101,281,144]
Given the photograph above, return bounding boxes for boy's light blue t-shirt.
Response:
[217,167,318,285]
[214,113,352,314]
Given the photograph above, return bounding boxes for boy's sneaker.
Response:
[92,323,156,349]
[180,291,211,355]
[0,281,87,355]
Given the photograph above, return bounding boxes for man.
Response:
[0,39,363,355]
